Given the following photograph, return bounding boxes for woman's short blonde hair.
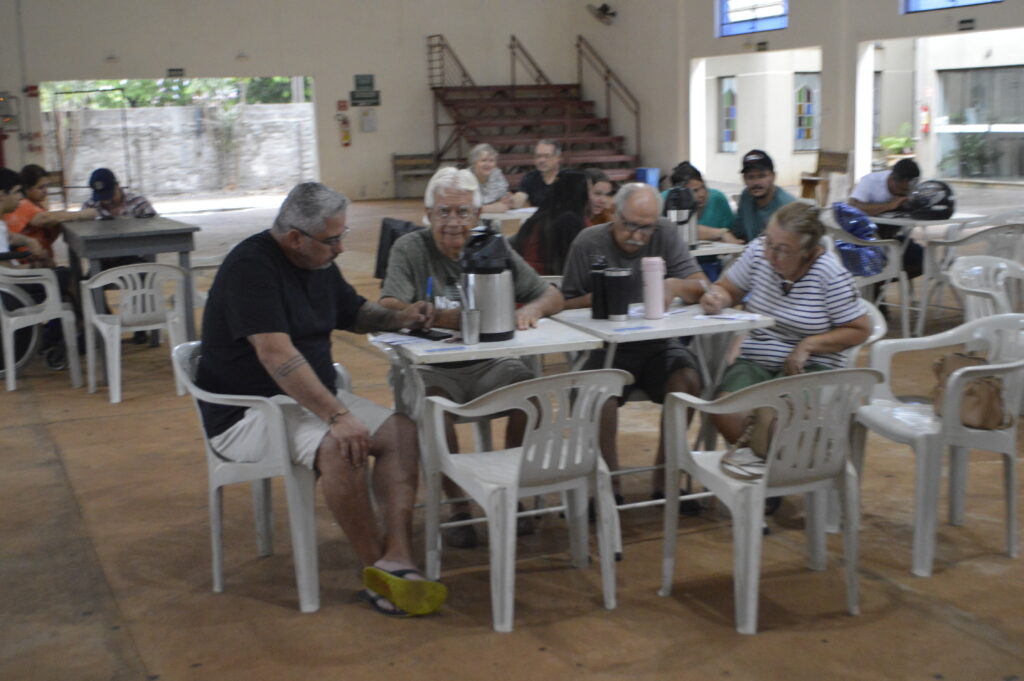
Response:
[772,201,824,252]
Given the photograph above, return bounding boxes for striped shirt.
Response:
[725,237,865,370]
[82,191,156,219]
[478,169,510,205]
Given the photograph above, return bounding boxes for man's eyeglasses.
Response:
[620,219,657,236]
[294,226,350,247]
[433,205,475,222]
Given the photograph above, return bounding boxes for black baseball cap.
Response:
[89,168,118,202]
[740,149,774,174]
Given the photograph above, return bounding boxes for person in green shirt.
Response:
[731,149,795,243]
[661,161,740,279]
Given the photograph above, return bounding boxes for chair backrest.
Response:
[822,223,902,288]
[425,369,630,488]
[735,369,881,488]
[949,255,1024,321]
[375,218,425,280]
[82,263,186,327]
[841,300,887,367]
[0,268,63,317]
[944,223,1024,264]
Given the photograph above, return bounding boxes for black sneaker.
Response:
[43,342,67,371]
[443,512,479,549]
[516,502,536,536]
[132,331,149,345]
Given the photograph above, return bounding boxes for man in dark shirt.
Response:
[196,182,444,617]
[514,139,562,208]
[561,183,709,501]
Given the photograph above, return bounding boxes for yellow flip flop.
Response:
[362,566,448,616]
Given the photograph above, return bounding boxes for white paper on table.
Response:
[693,313,762,321]
[627,303,699,318]
[371,332,432,346]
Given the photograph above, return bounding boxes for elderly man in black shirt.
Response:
[196,182,445,617]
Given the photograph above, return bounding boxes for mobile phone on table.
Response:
[404,328,453,341]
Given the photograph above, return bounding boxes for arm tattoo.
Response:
[274,353,309,380]
[352,301,400,333]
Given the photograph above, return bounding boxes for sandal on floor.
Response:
[357,589,409,617]
[362,566,448,616]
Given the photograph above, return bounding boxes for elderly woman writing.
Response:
[699,201,871,442]
[467,143,514,213]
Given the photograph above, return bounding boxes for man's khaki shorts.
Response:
[209,391,393,470]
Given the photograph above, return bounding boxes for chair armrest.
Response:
[0,268,61,301]
[941,357,1024,429]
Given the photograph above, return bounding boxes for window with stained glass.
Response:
[794,73,821,151]
[720,77,737,153]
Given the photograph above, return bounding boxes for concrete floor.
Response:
[3,192,1024,681]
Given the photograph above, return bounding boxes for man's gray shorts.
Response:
[414,357,536,404]
[209,391,393,470]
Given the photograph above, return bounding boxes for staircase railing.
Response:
[426,34,475,88]
[427,34,475,163]
[509,35,551,86]
[576,35,640,161]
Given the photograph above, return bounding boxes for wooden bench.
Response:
[392,154,436,199]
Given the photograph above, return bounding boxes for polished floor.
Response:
[2,196,1023,681]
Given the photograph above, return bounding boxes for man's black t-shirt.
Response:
[195,230,366,437]
[517,169,552,208]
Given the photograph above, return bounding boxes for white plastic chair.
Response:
[172,341,353,613]
[0,268,82,391]
[914,222,1024,337]
[853,314,1024,577]
[824,223,910,338]
[948,255,1024,321]
[81,263,187,403]
[422,368,630,632]
[660,369,882,634]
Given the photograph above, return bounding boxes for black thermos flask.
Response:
[590,255,609,319]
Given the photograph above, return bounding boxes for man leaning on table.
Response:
[379,167,564,549]
[561,182,709,503]
[196,182,447,618]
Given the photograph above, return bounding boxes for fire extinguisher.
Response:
[336,112,351,147]
[920,104,931,136]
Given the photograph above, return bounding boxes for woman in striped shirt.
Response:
[699,201,871,443]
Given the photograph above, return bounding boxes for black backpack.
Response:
[906,180,955,220]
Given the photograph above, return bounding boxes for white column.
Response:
[854,42,877,181]
[689,58,708,173]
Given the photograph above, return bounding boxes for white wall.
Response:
[699,48,821,186]
[3,0,1023,198]
[0,0,577,198]
[680,0,1024,173]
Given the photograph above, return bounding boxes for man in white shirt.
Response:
[848,159,920,216]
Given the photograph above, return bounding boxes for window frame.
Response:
[719,76,738,153]
[903,0,1002,14]
[718,0,789,37]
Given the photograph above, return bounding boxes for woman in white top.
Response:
[700,201,871,442]
[468,143,513,213]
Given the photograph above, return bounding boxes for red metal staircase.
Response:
[426,34,640,188]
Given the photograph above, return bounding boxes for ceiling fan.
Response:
[586,3,617,25]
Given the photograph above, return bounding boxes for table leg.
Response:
[178,251,196,340]
[602,342,619,369]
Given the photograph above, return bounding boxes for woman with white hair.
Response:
[467,143,514,213]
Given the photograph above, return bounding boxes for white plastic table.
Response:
[370,317,603,419]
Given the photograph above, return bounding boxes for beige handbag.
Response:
[932,353,1009,430]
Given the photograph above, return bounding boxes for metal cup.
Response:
[460,308,481,345]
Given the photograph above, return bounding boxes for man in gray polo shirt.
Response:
[380,167,563,547]
[561,183,709,502]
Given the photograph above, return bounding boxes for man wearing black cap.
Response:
[81,168,156,219]
[731,149,794,243]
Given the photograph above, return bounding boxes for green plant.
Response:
[939,133,1003,177]
[879,122,914,155]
